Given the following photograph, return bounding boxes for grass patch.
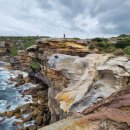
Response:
[31,61,41,71]
[10,48,18,56]
[22,42,34,49]
[124,46,130,55]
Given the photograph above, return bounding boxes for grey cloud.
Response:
[0,0,129,38]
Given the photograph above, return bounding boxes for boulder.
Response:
[6,111,15,118]
[12,121,23,126]
[35,115,43,126]
[28,125,37,130]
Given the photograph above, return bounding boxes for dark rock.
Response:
[23,115,32,122]
[28,125,37,130]
[12,121,23,126]
[18,74,24,80]
[34,115,43,126]
[15,80,25,87]
[6,111,15,118]
[6,105,11,109]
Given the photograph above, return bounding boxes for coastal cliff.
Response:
[0,37,130,130]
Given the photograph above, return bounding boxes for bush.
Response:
[115,37,130,49]
[89,41,115,52]
[31,61,41,72]
[119,34,128,37]
[113,49,124,56]
[72,37,80,40]
[10,48,18,56]
[92,38,108,42]
[23,42,34,49]
[124,46,130,55]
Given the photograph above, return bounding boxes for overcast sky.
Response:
[0,0,130,38]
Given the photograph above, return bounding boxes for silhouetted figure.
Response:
[64,33,66,39]
[5,43,10,53]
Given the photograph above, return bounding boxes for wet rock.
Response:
[15,113,22,119]
[23,115,32,122]
[28,125,37,130]
[30,109,39,117]
[9,57,21,69]
[28,107,34,113]
[14,108,20,113]
[18,74,24,80]
[17,128,23,130]
[6,111,15,118]
[12,121,23,126]
[38,105,48,112]
[31,103,38,107]
[15,80,25,87]
[35,115,43,126]
[0,112,7,117]
[6,105,11,109]
[22,88,37,95]
[18,104,31,113]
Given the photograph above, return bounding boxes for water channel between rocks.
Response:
[0,61,36,130]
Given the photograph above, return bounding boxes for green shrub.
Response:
[72,37,80,40]
[10,48,18,56]
[89,41,115,52]
[115,37,130,49]
[31,61,41,71]
[119,34,129,37]
[124,46,130,55]
[92,38,108,42]
[23,42,34,49]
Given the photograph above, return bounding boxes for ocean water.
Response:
[0,64,36,130]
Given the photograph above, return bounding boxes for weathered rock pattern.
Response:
[1,38,130,130]
[48,54,130,114]
[39,85,130,130]
[26,38,130,128]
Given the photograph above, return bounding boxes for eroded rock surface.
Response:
[48,54,130,114]
[39,86,130,130]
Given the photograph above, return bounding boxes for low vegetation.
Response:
[124,46,130,55]
[10,47,18,56]
[31,60,41,72]
[89,35,130,55]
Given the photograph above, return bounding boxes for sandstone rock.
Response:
[18,74,24,80]
[35,115,43,126]
[30,108,39,117]
[23,115,32,122]
[26,45,37,52]
[18,104,31,113]
[12,121,23,126]
[28,125,37,130]
[48,54,130,113]
[22,88,37,95]
[17,127,23,130]
[15,80,25,87]
[6,111,15,118]
[15,113,22,119]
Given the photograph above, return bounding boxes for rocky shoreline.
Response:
[0,63,50,130]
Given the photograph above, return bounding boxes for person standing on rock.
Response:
[64,33,66,39]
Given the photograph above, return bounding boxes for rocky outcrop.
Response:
[26,48,130,125]
[39,85,130,130]
[17,39,130,129]
[48,54,130,113]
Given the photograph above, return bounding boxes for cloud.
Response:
[0,0,129,38]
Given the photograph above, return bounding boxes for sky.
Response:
[0,0,130,38]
